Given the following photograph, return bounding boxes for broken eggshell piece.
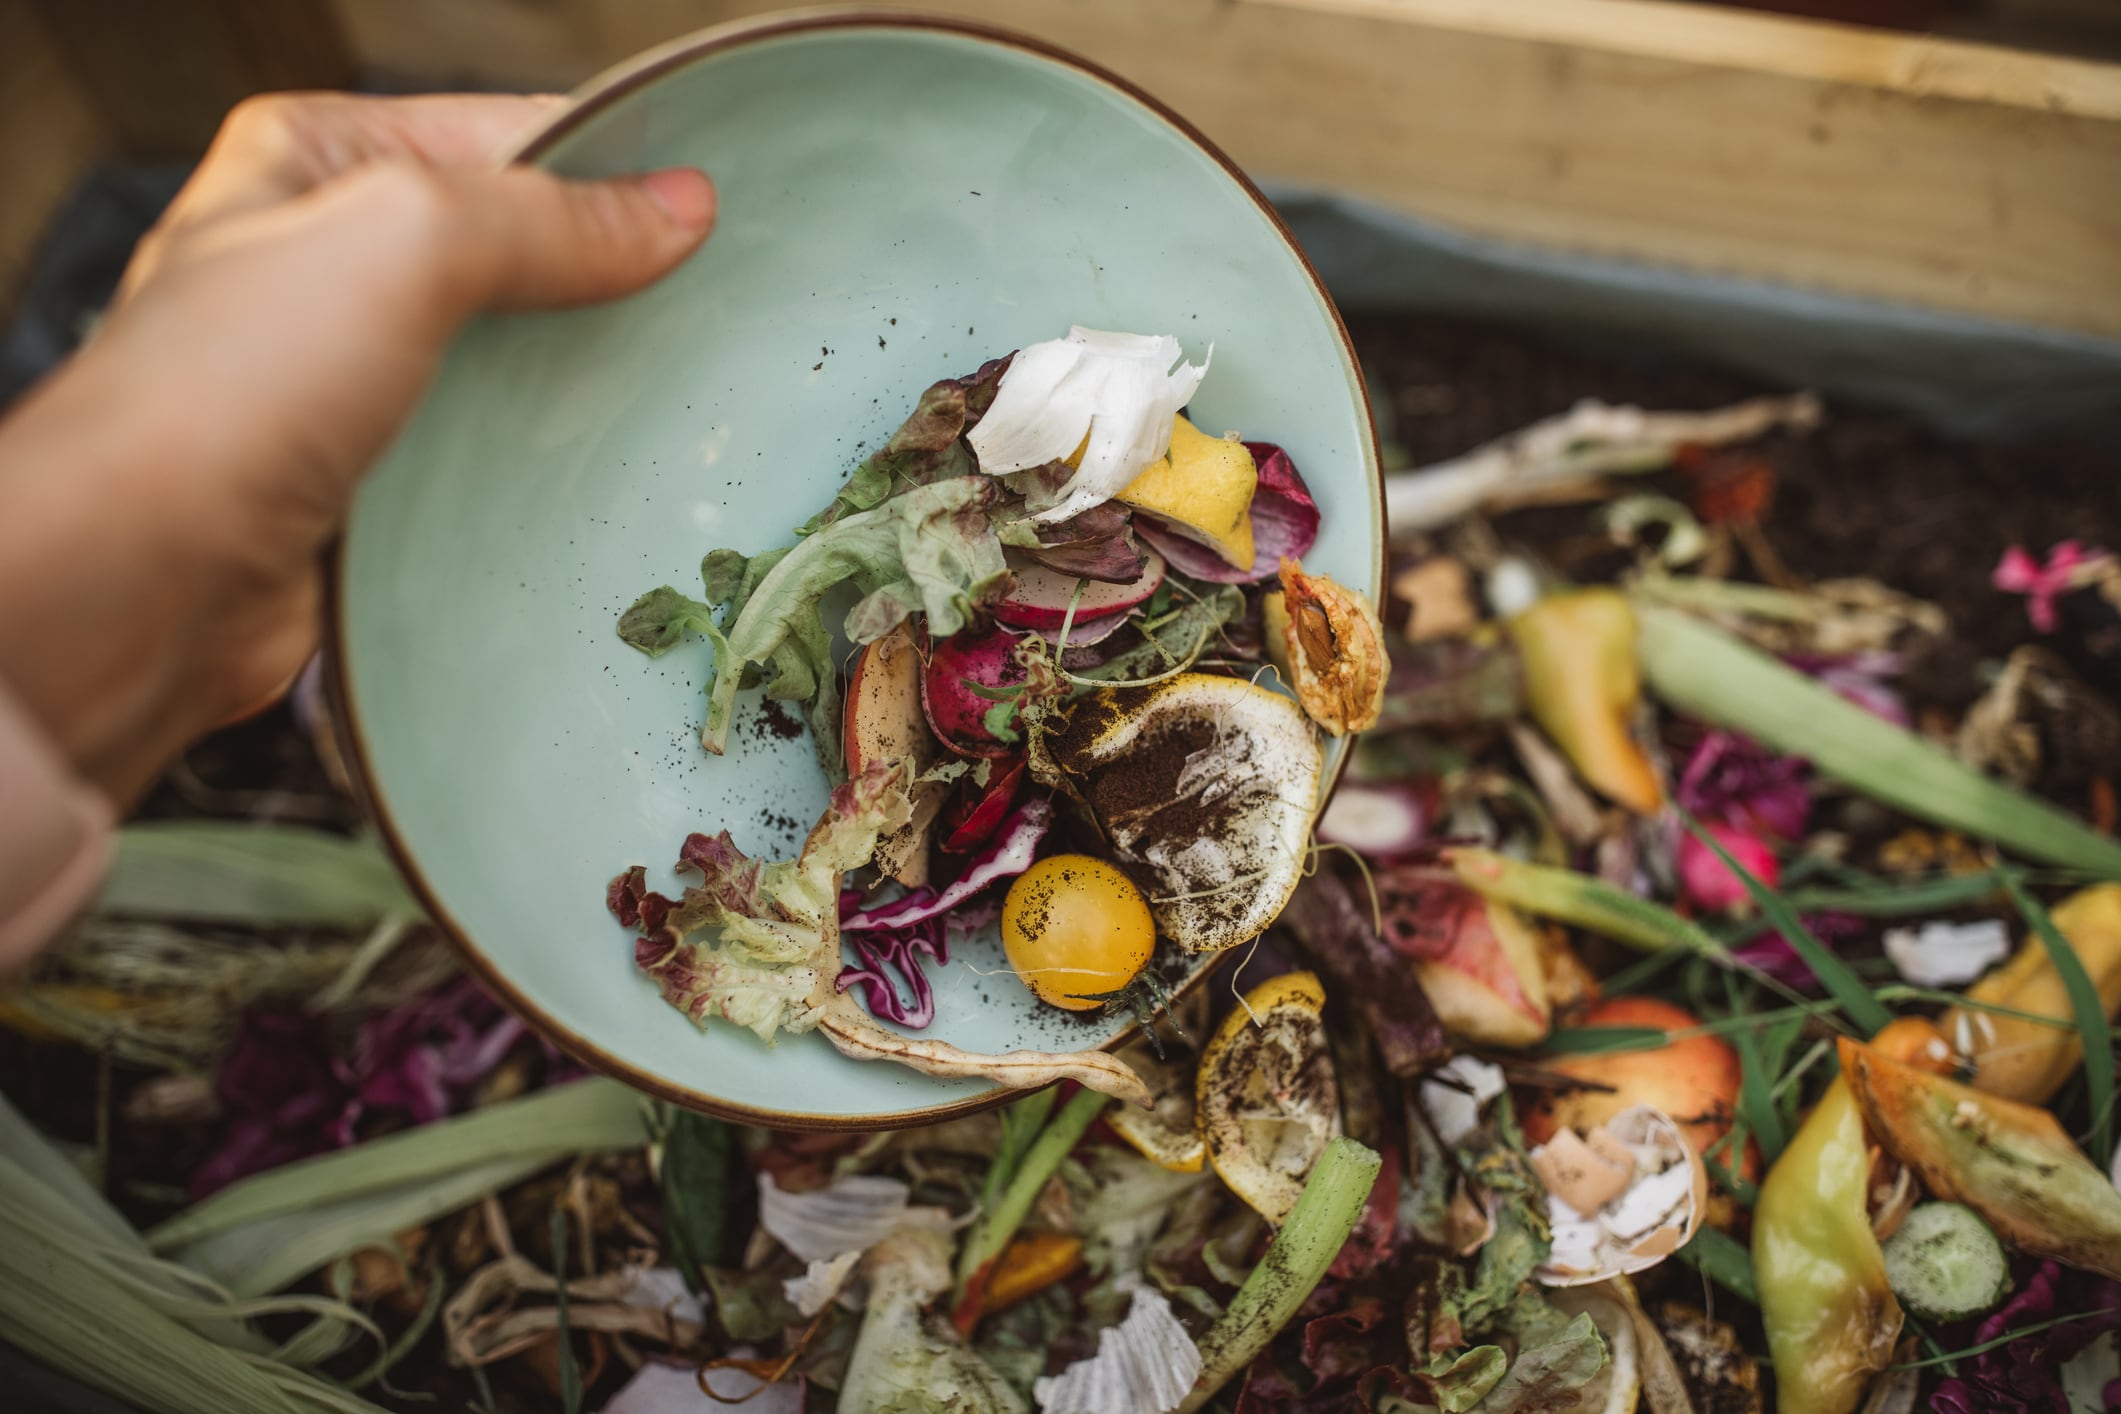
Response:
[968,328,1210,525]
[1533,1105,1708,1286]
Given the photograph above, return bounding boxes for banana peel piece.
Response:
[1838,1036,2121,1280]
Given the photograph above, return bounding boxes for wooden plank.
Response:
[0,0,111,312]
[327,0,2121,338]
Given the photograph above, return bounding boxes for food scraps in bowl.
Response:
[602,328,1386,1102]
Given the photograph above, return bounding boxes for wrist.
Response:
[0,336,234,799]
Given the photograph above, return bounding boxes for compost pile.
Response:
[4,317,2120,1414]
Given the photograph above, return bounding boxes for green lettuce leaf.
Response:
[1474,1298,1607,1413]
[798,356,1009,536]
[618,475,1008,757]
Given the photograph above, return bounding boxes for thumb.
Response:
[425,163,717,314]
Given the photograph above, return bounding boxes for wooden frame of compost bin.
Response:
[318,0,2121,341]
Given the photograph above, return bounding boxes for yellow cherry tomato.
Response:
[1001,854,1155,1010]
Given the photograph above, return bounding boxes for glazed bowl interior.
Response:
[336,14,1382,1126]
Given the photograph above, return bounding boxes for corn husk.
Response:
[95,822,419,927]
[151,1078,649,1296]
[0,1094,387,1414]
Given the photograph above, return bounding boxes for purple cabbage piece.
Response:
[193,975,550,1200]
[1786,649,1912,728]
[841,797,1052,931]
[1677,729,1812,843]
[1731,911,1866,991]
[1930,1265,2121,1414]
[1131,441,1320,585]
[834,916,950,1028]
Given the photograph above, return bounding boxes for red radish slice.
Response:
[921,623,1035,759]
[1316,782,1428,858]
[939,755,1026,854]
[1028,609,1131,647]
[994,548,1165,629]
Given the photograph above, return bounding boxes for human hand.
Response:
[0,93,714,801]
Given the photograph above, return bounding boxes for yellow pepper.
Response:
[1942,883,2121,1104]
[1754,1020,1944,1414]
[979,1232,1084,1315]
[1508,589,1662,814]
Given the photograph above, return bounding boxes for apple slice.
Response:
[844,620,941,887]
[994,548,1165,630]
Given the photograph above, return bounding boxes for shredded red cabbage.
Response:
[1677,730,1813,843]
[193,975,554,1200]
[841,797,1051,931]
[1929,1264,2121,1414]
[830,798,1049,1029]
[1133,442,1320,585]
[835,915,950,1028]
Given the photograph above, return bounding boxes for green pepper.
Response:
[1753,1076,1902,1414]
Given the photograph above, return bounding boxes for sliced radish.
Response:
[1316,782,1428,858]
[994,548,1165,630]
[939,755,1026,854]
[921,623,1036,759]
[1028,609,1131,648]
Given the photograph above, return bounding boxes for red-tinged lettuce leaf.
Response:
[1301,1297,1392,1387]
[1131,441,1321,584]
[1327,1144,1403,1281]
[842,798,1053,931]
[800,356,1011,535]
[609,760,913,1043]
[1276,868,1451,1077]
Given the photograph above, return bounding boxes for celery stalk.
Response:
[1177,1136,1382,1413]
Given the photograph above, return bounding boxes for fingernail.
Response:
[639,167,715,230]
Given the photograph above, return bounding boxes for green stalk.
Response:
[1177,1136,1381,1414]
[1635,603,2121,878]
[951,1088,1107,1319]
[1445,848,1725,957]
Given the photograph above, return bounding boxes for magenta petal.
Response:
[1130,442,1320,585]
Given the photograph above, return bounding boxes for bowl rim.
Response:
[324,4,1385,1131]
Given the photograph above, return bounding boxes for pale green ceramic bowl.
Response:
[333,11,1382,1128]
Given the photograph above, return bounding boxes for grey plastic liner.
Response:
[1267,186,2121,442]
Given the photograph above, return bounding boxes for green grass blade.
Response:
[1998,871,2116,1161]
[550,1206,582,1414]
[1677,1227,1758,1305]
[95,823,419,927]
[1728,1005,1802,1169]
[1636,605,2121,879]
[1678,810,1891,1036]
[1540,1026,1672,1056]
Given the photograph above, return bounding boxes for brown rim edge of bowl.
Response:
[323,4,1387,1132]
